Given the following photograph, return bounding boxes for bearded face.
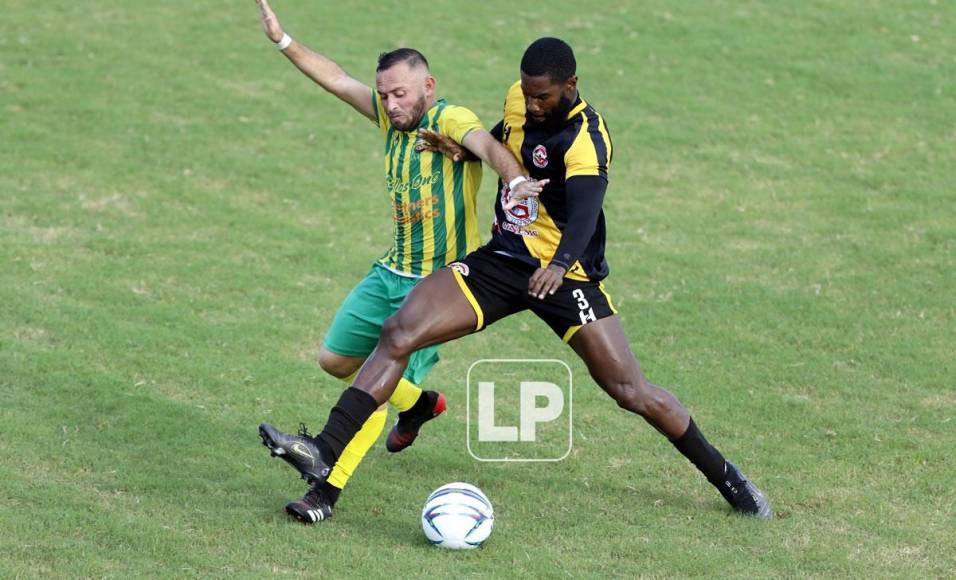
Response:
[520,72,578,131]
[376,61,435,132]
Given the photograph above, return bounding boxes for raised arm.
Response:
[460,130,548,207]
[256,0,375,121]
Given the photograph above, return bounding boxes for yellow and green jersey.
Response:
[372,93,484,277]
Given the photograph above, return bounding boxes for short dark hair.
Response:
[520,37,576,83]
[377,48,430,72]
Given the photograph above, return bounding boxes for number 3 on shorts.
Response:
[572,288,597,324]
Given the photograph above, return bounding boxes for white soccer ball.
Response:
[421,482,495,549]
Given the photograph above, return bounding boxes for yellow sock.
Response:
[339,368,420,412]
[327,408,387,490]
[389,377,423,412]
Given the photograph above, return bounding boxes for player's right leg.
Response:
[568,316,772,518]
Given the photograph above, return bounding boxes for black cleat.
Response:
[285,486,334,524]
[385,391,446,453]
[258,422,332,486]
[719,462,773,519]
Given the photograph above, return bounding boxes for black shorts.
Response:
[448,247,618,342]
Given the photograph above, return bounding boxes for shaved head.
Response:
[377,48,430,73]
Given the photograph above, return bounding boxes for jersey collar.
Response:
[565,95,587,121]
[413,98,446,131]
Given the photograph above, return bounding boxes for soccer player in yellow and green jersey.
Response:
[253,0,544,525]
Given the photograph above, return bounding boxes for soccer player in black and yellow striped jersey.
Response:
[252,0,545,524]
[289,38,774,520]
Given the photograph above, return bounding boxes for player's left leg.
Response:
[568,316,772,517]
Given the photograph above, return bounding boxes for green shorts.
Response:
[323,264,439,385]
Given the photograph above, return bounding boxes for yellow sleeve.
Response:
[437,105,484,143]
[565,113,612,180]
[372,90,390,133]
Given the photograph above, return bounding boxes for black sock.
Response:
[670,418,728,485]
[317,387,378,460]
[401,390,434,418]
[321,481,342,507]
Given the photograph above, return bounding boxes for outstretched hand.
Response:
[256,0,284,43]
[415,129,473,162]
[528,264,567,299]
[504,178,548,210]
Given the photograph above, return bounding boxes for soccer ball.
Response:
[421,482,495,549]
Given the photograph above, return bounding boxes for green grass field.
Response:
[2,0,954,577]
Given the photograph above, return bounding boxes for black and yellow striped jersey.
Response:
[486,81,613,282]
[371,94,484,277]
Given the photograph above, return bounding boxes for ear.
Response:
[565,75,578,94]
[424,75,436,97]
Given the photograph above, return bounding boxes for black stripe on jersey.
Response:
[583,107,609,179]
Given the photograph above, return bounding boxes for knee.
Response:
[607,379,663,417]
[318,349,361,379]
[380,314,420,358]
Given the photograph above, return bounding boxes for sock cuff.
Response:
[670,417,727,484]
[345,386,379,416]
[673,417,699,445]
[318,387,380,459]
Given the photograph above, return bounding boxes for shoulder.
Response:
[503,81,525,119]
[505,80,522,100]
[440,103,479,119]
[564,100,612,178]
[569,101,607,131]
[435,103,483,130]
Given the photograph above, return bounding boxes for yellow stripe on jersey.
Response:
[566,108,612,178]
[597,115,613,166]
[440,154,459,266]
[519,196,564,270]
[566,99,587,121]
[418,107,439,275]
[462,162,482,252]
[502,82,529,173]
[566,114,599,178]
[436,106,484,268]
[399,134,414,273]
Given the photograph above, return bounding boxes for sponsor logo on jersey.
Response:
[500,221,539,238]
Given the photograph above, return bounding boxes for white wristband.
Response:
[276,33,293,50]
[508,176,528,190]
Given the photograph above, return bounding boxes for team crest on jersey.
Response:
[449,262,470,276]
[532,144,549,168]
